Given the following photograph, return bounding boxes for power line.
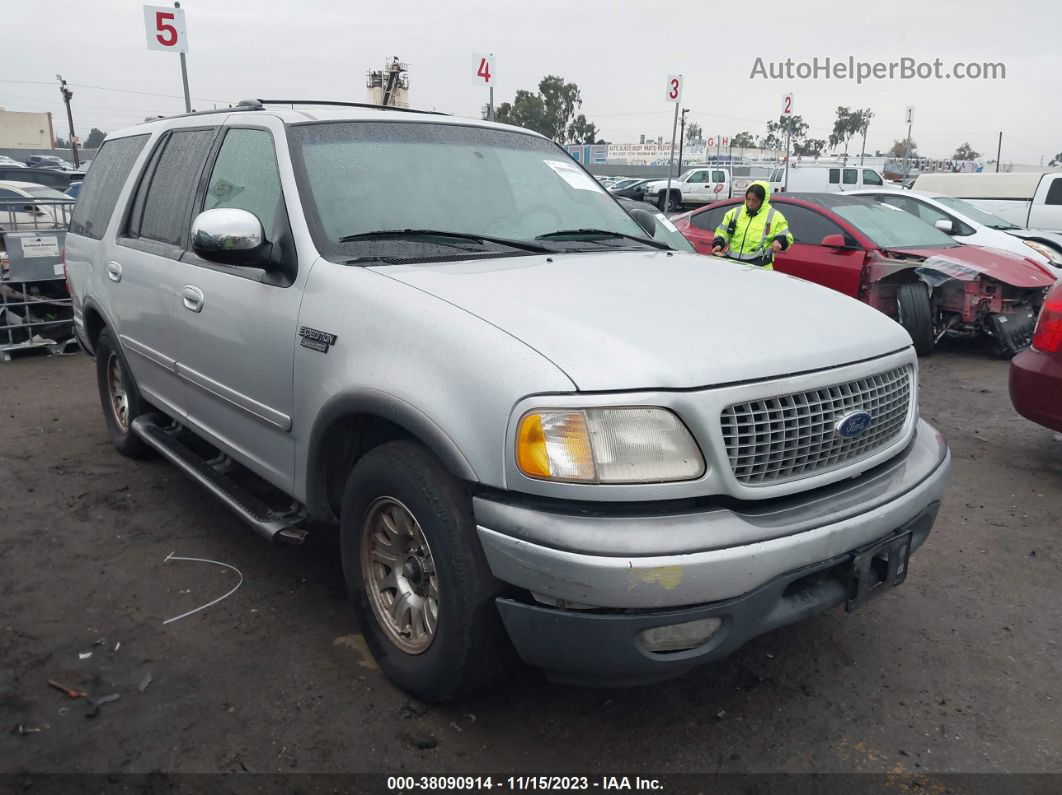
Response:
[0,79,231,104]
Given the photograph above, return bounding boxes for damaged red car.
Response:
[675,193,1057,355]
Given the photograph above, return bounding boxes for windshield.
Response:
[289,121,650,260]
[831,201,958,249]
[25,185,74,201]
[935,196,1019,230]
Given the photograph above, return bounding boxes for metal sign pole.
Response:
[175,2,191,112]
[902,122,912,177]
[784,130,790,191]
[664,102,679,211]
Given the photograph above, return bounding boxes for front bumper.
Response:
[474,419,950,683]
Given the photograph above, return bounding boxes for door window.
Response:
[829,169,840,184]
[1045,178,1062,206]
[133,129,216,245]
[777,204,846,245]
[712,170,726,183]
[862,169,884,186]
[687,170,709,184]
[203,128,284,236]
[842,169,858,185]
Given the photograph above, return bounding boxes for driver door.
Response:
[772,204,868,298]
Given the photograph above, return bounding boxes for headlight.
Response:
[515,407,705,484]
[1023,239,1060,262]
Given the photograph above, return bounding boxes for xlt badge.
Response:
[299,326,338,353]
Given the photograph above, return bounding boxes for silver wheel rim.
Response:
[360,496,439,655]
[106,352,130,431]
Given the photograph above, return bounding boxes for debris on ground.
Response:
[138,672,153,693]
[401,699,429,718]
[12,724,42,736]
[78,652,92,660]
[716,710,727,720]
[85,693,120,719]
[415,735,438,750]
[162,552,244,625]
[47,680,87,699]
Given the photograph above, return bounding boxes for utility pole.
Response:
[677,108,688,174]
[996,131,1002,173]
[56,74,79,168]
[175,1,191,112]
[902,106,914,178]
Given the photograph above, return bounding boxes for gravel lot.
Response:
[1,347,1059,783]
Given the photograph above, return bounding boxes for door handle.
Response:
[181,285,204,313]
[106,261,122,282]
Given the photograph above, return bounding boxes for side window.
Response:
[135,129,216,246]
[712,170,726,183]
[777,204,846,245]
[843,169,858,185]
[69,134,148,240]
[771,168,783,182]
[880,194,920,216]
[690,204,733,232]
[1045,178,1062,206]
[203,128,283,235]
[829,168,840,184]
[687,170,708,184]
[862,169,884,186]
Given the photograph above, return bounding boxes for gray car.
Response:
[66,101,950,700]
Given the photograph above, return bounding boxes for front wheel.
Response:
[896,282,936,356]
[340,441,510,701]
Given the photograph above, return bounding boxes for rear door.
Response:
[112,126,219,419]
[1029,175,1062,230]
[771,203,867,297]
[168,119,302,491]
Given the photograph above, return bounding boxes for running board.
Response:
[131,414,308,544]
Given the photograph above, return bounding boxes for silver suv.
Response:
[66,101,950,701]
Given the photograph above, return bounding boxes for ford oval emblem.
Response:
[836,411,873,438]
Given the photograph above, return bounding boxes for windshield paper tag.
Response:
[544,160,600,191]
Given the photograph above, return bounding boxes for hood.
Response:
[375,251,913,392]
[885,244,1056,288]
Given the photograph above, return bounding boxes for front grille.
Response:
[720,366,912,486]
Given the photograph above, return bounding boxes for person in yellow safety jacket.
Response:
[711,180,794,270]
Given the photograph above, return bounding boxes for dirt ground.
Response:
[1,345,1059,782]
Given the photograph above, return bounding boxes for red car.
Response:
[1010,279,1062,432]
[674,193,1056,355]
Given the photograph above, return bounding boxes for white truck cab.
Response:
[912,171,1062,232]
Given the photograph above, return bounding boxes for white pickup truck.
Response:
[644,166,785,211]
[913,171,1062,232]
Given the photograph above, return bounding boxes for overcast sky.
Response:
[2,0,1059,163]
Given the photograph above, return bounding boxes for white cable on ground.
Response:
[162,551,244,625]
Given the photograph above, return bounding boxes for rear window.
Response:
[1045,178,1062,206]
[68,135,148,239]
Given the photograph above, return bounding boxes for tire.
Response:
[340,441,510,701]
[658,190,680,213]
[896,282,935,356]
[95,328,151,457]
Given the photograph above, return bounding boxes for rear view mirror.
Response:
[629,208,657,237]
[191,208,271,267]
[821,233,847,248]
[934,219,957,235]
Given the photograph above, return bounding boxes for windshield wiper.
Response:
[535,228,670,250]
[338,228,554,254]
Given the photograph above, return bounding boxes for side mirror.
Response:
[191,208,271,267]
[934,219,956,235]
[821,233,847,248]
[629,208,657,237]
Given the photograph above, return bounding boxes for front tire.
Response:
[340,441,509,701]
[896,282,935,356]
[95,328,150,457]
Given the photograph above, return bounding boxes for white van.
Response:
[912,172,1062,231]
[784,164,890,194]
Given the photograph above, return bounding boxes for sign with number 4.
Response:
[474,54,495,85]
[144,5,188,52]
[665,75,683,103]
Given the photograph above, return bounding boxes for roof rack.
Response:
[255,99,450,116]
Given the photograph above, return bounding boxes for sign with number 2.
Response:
[666,74,683,103]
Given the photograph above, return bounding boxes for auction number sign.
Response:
[666,75,683,103]
[474,54,495,85]
[782,93,793,116]
[144,5,188,53]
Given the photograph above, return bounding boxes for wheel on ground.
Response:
[895,281,935,356]
[95,328,150,457]
[340,440,510,701]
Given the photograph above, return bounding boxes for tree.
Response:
[828,106,857,158]
[54,136,68,149]
[1050,153,1062,167]
[685,122,703,143]
[853,108,874,160]
[888,138,917,157]
[793,138,826,157]
[952,142,980,160]
[763,115,808,151]
[731,131,756,150]
[494,75,603,144]
[85,128,106,149]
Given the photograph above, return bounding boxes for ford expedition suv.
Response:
[65,100,951,701]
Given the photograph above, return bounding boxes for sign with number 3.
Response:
[665,74,683,103]
[144,5,188,53]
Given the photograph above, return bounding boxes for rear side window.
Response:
[1045,178,1062,206]
[202,128,283,236]
[134,128,216,245]
[690,204,733,232]
[829,168,840,184]
[712,170,726,183]
[843,169,858,185]
[69,135,148,239]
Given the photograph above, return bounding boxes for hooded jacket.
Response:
[711,180,794,269]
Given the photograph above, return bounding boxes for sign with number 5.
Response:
[665,74,683,103]
[144,5,188,53]
[474,54,495,86]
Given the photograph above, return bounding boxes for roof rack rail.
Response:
[255,99,450,116]
[137,100,266,125]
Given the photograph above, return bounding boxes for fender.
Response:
[78,296,118,357]
[304,390,479,520]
